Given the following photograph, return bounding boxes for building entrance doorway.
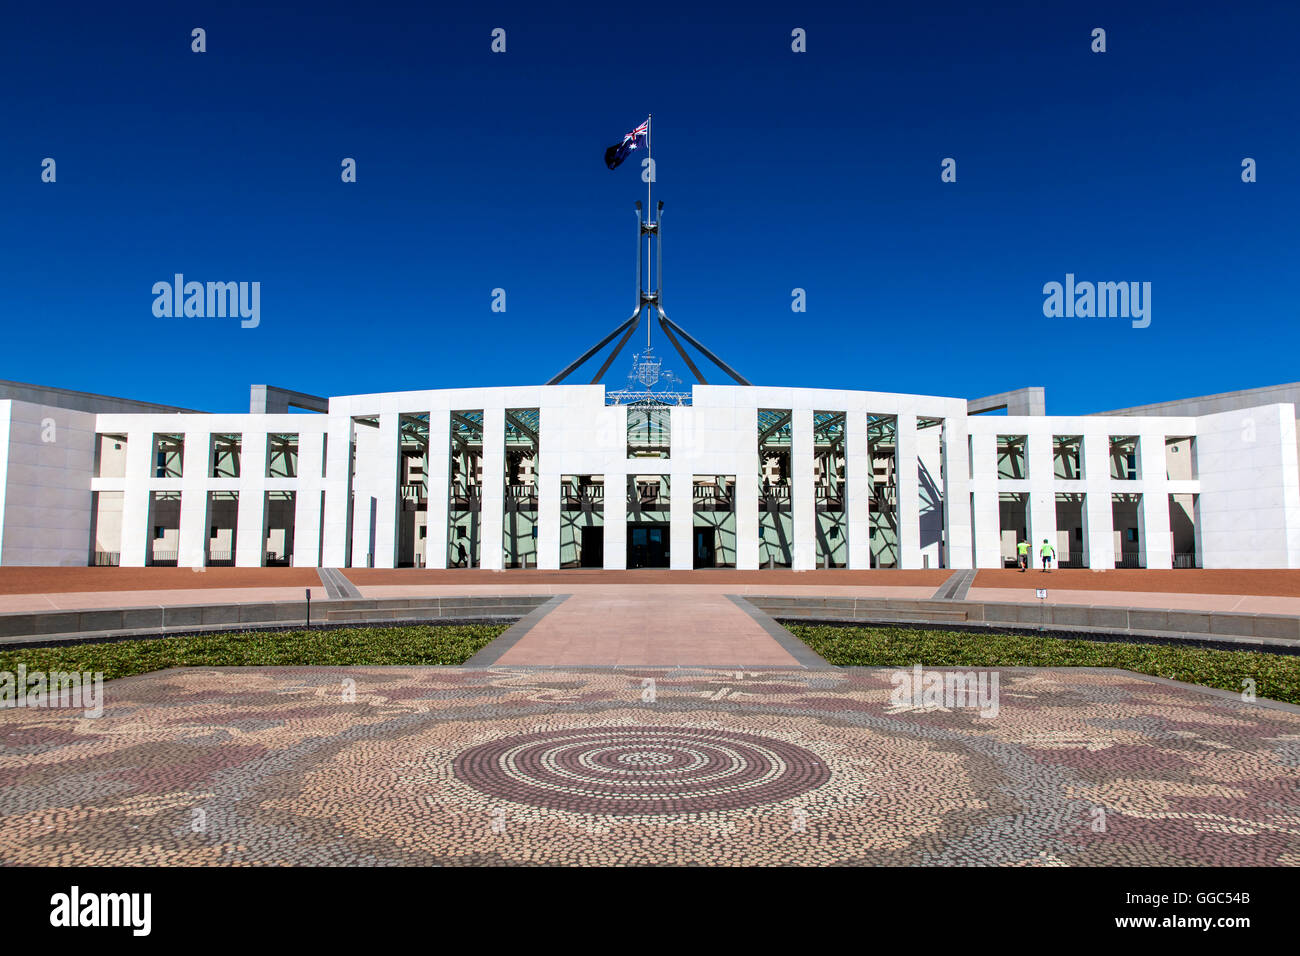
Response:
[627,524,669,568]
[580,526,604,567]
[693,528,716,568]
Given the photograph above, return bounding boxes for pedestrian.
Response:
[1016,539,1030,572]
[1040,538,1055,572]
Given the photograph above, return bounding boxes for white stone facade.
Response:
[2,384,1298,569]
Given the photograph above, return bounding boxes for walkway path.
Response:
[473,587,821,668]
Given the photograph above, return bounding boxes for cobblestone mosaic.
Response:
[1,666,1297,865]
[454,725,830,814]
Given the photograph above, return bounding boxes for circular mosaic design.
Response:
[453,725,830,814]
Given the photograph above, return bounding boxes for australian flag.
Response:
[604,119,649,170]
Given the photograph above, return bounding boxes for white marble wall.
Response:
[0,400,98,566]
[1194,403,1300,568]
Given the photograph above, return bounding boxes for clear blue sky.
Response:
[2,0,1296,414]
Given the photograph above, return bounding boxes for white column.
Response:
[426,410,450,569]
[292,431,325,567]
[350,425,379,567]
[972,488,1001,567]
[846,413,870,569]
[942,418,973,569]
[537,471,560,570]
[670,467,694,570]
[1083,432,1115,568]
[791,408,815,570]
[536,406,560,569]
[119,430,156,567]
[604,469,627,569]
[896,414,922,568]
[1026,430,1056,566]
[368,413,400,568]
[1137,432,1171,569]
[235,430,268,567]
[736,407,759,570]
[479,408,505,570]
[970,432,1001,567]
[177,430,210,567]
[321,416,353,567]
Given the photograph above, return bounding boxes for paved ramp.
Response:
[317,567,361,599]
[477,586,820,667]
[932,569,977,600]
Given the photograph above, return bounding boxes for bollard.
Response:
[306,588,311,629]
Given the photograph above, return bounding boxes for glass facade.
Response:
[868,415,898,568]
[1110,437,1139,480]
[399,415,429,567]
[693,475,736,568]
[758,409,793,568]
[153,434,183,478]
[267,433,299,478]
[997,435,1027,479]
[1053,436,1083,479]
[448,410,483,568]
[504,408,540,569]
[813,411,846,568]
[561,475,604,568]
[627,406,670,459]
[627,475,670,567]
[211,433,241,478]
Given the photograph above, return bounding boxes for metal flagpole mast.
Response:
[646,113,652,350]
[547,111,749,391]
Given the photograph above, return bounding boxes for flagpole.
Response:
[646,113,653,350]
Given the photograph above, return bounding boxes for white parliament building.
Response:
[2,202,1299,572]
[1,374,1298,572]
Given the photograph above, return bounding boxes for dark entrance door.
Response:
[580,525,604,568]
[693,527,716,568]
[627,524,669,568]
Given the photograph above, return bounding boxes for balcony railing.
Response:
[91,551,120,567]
[506,484,538,507]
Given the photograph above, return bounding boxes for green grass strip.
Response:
[0,623,509,682]
[787,624,1300,706]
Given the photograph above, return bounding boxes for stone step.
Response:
[324,605,539,622]
[769,607,969,623]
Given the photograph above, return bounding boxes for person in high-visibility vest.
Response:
[1016,539,1030,572]
[1040,538,1056,572]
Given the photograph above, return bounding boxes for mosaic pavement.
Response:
[1,666,1298,866]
